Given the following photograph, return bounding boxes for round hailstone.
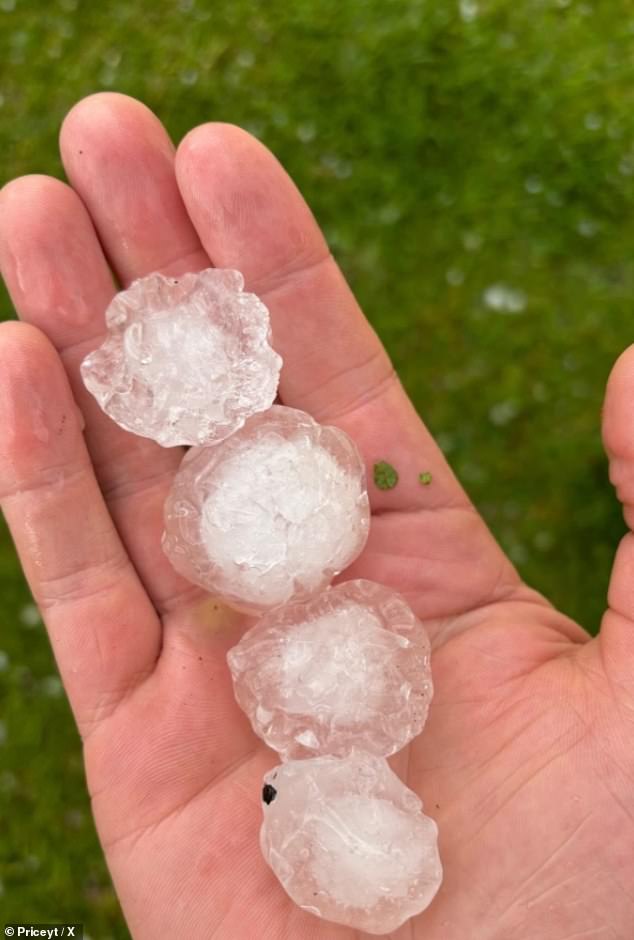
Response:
[162,406,370,612]
[260,752,443,934]
[80,268,282,447]
[227,580,432,758]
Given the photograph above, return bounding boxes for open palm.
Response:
[1,94,633,940]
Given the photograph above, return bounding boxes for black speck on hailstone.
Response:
[262,783,277,804]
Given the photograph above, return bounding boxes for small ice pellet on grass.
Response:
[162,406,370,612]
[40,675,64,698]
[228,579,432,758]
[260,751,442,934]
[81,268,282,447]
[19,604,41,628]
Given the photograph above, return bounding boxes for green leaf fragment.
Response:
[373,460,399,490]
[419,471,433,486]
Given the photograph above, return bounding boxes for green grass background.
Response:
[1,0,633,933]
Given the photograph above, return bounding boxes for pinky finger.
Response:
[0,321,161,736]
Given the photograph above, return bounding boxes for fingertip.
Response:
[1,172,62,205]
[603,343,634,460]
[60,91,169,143]
[0,173,113,344]
[59,93,203,285]
[174,122,272,210]
[176,121,263,164]
[175,121,327,287]
[0,317,54,356]
[602,343,634,520]
[60,92,175,179]
[0,174,83,246]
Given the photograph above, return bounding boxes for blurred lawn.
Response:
[1,0,634,933]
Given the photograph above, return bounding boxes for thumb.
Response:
[599,343,634,692]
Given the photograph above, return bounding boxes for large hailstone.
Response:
[260,752,443,934]
[228,580,433,759]
[162,406,370,612]
[81,268,282,447]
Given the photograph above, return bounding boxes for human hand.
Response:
[0,93,632,939]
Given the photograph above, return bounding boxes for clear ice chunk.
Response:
[162,406,370,612]
[260,752,443,934]
[228,580,433,758]
[80,268,282,447]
